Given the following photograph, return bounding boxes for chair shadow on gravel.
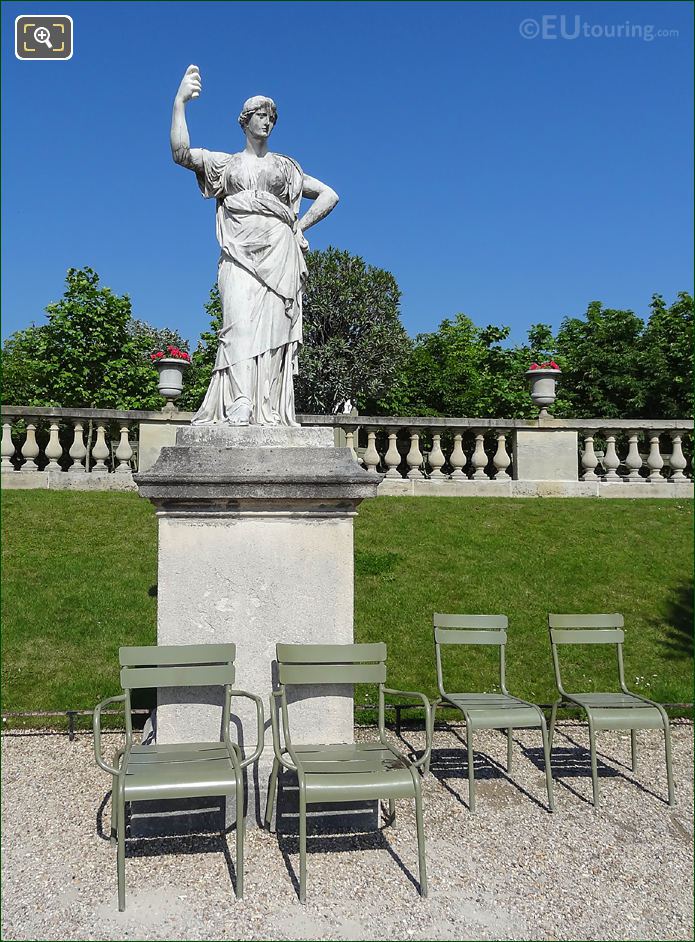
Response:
[274,808,420,900]
[521,728,670,806]
[95,790,238,893]
[425,725,548,812]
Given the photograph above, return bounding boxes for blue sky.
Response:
[2,1,693,347]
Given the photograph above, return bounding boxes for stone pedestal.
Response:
[134,425,377,826]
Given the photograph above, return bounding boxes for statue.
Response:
[170,65,339,426]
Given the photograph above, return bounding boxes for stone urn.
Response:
[526,364,561,418]
[154,357,189,412]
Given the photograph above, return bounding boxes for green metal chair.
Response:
[548,613,675,808]
[264,642,431,902]
[430,614,554,813]
[93,643,264,911]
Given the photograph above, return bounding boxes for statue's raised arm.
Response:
[170,65,204,172]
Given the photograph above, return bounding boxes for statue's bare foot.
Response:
[226,399,252,426]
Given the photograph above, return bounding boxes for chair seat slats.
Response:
[129,743,231,764]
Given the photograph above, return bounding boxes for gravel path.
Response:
[2,721,692,941]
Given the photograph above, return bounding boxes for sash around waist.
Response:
[221,189,296,227]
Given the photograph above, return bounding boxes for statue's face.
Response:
[246,108,274,139]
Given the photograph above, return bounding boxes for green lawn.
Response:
[2,492,692,723]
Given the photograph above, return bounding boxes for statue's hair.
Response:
[238,96,278,130]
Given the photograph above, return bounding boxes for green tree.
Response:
[640,292,693,418]
[1,267,188,411]
[373,314,537,418]
[296,248,409,414]
[552,301,645,418]
[175,286,222,411]
[179,249,410,415]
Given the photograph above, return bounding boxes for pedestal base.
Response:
[134,425,378,825]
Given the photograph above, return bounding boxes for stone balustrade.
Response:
[2,405,692,497]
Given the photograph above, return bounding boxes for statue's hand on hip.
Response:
[176,64,202,103]
[296,229,309,254]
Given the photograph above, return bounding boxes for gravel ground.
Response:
[2,720,693,941]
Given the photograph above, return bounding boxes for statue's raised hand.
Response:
[176,65,201,103]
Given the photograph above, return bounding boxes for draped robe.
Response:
[190,150,307,426]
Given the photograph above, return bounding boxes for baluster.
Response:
[383,430,403,478]
[20,419,40,472]
[44,422,63,472]
[1,422,16,471]
[602,431,621,482]
[492,431,511,481]
[363,429,381,474]
[115,423,134,473]
[581,432,599,480]
[91,423,110,474]
[449,432,467,479]
[645,432,664,482]
[428,432,446,479]
[624,432,643,482]
[68,421,87,473]
[344,425,359,462]
[470,431,489,480]
[406,430,424,479]
[668,433,688,483]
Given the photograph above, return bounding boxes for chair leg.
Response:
[540,718,555,812]
[588,722,599,809]
[116,785,126,912]
[387,798,396,824]
[549,699,560,752]
[506,727,513,772]
[264,757,280,830]
[664,719,675,806]
[235,778,244,899]
[466,721,476,814]
[110,774,118,846]
[298,783,307,904]
[631,729,638,773]
[110,750,123,846]
[424,702,435,776]
[414,782,427,898]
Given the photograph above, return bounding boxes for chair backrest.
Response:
[119,643,236,690]
[276,643,387,686]
[548,614,625,693]
[433,614,508,695]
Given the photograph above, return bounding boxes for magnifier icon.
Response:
[34,26,53,49]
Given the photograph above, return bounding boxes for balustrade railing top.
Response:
[3,405,693,432]
[2,405,692,493]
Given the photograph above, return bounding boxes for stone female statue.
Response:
[170,65,339,426]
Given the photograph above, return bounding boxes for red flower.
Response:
[151,346,190,362]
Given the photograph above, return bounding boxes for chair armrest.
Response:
[380,687,432,770]
[269,691,298,772]
[230,688,266,769]
[93,694,126,775]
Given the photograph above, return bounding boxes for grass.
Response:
[2,492,692,724]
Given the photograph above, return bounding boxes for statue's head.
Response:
[238,96,277,139]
